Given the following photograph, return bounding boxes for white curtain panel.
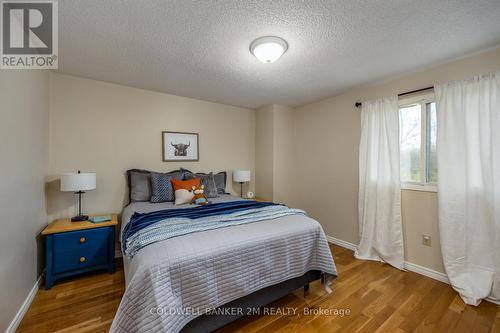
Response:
[355,96,405,270]
[435,71,500,306]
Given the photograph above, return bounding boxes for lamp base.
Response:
[71,215,89,222]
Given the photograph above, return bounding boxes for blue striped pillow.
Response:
[150,172,182,202]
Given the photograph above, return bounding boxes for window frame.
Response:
[399,92,438,192]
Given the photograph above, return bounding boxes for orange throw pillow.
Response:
[171,178,201,191]
[171,178,201,205]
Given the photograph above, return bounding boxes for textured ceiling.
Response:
[57,0,500,108]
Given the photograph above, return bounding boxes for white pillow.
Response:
[174,189,193,205]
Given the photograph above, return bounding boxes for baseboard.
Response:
[326,235,449,285]
[404,261,449,284]
[326,235,357,251]
[5,276,41,333]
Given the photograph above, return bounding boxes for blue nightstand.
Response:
[42,215,118,289]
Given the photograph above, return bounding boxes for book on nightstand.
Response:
[89,215,113,223]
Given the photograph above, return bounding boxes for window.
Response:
[399,93,437,190]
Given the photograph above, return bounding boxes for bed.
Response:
[110,194,337,333]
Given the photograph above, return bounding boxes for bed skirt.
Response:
[181,270,323,333]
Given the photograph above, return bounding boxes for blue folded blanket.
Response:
[122,200,306,258]
[124,200,280,240]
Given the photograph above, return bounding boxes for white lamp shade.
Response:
[233,170,251,183]
[60,173,96,191]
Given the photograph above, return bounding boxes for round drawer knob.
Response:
[80,257,86,263]
[80,237,86,243]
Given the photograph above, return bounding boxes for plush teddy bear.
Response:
[191,185,209,205]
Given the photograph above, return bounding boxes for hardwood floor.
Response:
[17,245,500,333]
[17,262,125,333]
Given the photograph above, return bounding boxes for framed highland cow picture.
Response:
[162,131,199,162]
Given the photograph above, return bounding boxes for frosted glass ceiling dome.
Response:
[250,36,288,63]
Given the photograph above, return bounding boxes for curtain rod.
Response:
[354,86,434,108]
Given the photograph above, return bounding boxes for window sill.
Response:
[401,183,438,193]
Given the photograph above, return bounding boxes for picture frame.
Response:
[162,131,199,162]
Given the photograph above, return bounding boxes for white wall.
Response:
[271,105,297,206]
[255,105,274,200]
[294,46,500,273]
[0,71,49,332]
[47,73,255,220]
[255,104,297,206]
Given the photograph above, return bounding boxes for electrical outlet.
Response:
[422,235,431,247]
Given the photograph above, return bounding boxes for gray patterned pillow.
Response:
[180,168,194,180]
[150,172,183,202]
[185,172,218,198]
[213,172,227,194]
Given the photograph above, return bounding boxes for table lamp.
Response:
[233,170,251,198]
[60,171,96,221]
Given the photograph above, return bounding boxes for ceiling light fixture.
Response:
[250,36,288,63]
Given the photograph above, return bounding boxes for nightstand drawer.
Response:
[53,228,109,252]
[53,248,107,273]
[51,228,110,273]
